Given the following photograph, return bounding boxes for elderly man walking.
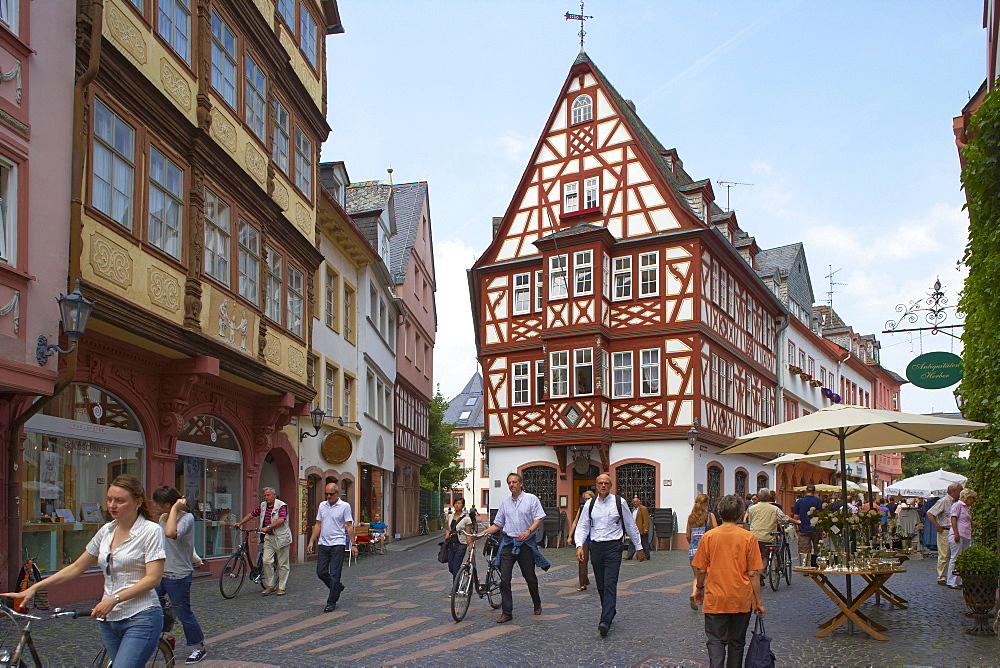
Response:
[625,495,651,560]
[307,483,357,611]
[234,487,292,595]
[926,482,963,585]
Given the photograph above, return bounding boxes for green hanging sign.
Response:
[905,351,963,389]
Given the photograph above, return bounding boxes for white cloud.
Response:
[432,239,482,402]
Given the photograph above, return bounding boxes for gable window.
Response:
[158,0,191,63]
[549,254,568,300]
[272,100,290,173]
[93,100,135,230]
[513,362,530,405]
[245,56,266,140]
[639,251,658,297]
[613,351,633,398]
[575,251,593,295]
[613,256,631,300]
[513,273,530,315]
[0,161,14,265]
[237,219,259,304]
[550,351,569,398]
[148,148,183,259]
[300,6,318,67]
[264,246,282,323]
[294,128,312,195]
[210,12,237,109]
[325,267,338,329]
[563,182,578,214]
[572,94,592,124]
[575,348,593,395]
[287,264,303,337]
[278,0,294,26]
[203,189,230,285]
[584,177,599,210]
[640,348,660,395]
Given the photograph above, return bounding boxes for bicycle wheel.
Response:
[767,552,780,591]
[147,637,175,667]
[92,648,111,667]
[782,542,793,585]
[220,552,247,599]
[450,564,474,622]
[485,563,501,610]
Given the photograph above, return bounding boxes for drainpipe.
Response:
[5,0,104,589]
[773,314,790,506]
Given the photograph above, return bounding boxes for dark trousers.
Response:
[627,534,651,558]
[447,541,465,577]
[590,539,623,626]
[498,543,541,615]
[704,611,752,668]
[317,543,347,605]
[577,541,591,587]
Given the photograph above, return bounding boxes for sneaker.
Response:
[186,648,207,664]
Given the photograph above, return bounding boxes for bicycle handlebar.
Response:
[0,601,92,621]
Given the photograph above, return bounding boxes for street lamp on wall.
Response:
[686,418,700,448]
[478,432,488,457]
[299,407,326,441]
[36,281,95,366]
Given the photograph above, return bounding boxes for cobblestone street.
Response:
[22,539,998,667]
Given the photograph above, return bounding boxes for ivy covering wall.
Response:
[959,84,1000,551]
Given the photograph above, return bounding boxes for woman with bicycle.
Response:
[444,498,476,578]
[151,485,207,664]
[2,474,166,666]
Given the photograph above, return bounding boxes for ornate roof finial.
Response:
[565,1,593,51]
[386,166,393,185]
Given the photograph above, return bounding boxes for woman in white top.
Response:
[3,475,166,666]
[444,498,476,577]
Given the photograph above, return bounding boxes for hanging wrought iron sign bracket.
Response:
[881,277,962,340]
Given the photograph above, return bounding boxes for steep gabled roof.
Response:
[389,182,434,285]
[444,372,484,428]
[755,242,815,312]
[346,181,392,216]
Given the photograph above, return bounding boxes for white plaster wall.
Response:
[488,446,556,509]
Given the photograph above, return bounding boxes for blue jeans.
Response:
[98,605,163,667]
[156,574,205,648]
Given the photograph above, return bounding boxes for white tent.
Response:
[883,469,967,498]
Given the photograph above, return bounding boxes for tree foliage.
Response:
[900,446,970,478]
[420,389,464,490]
[959,84,1000,551]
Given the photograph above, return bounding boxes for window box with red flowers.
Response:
[800,373,812,381]
[788,365,802,375]
[809,379,822,388]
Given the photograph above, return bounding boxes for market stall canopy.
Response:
[883,469,968,498]
[764,436,986,466]
[793,482,863,493]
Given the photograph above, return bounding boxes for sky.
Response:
[323,1,984,415]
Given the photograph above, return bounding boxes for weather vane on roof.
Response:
[565,1,593,50]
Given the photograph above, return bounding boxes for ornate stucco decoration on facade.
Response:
[264,331,281,364]
[209,110,237,153]
[0,60,21,104]
[216,299,249,351]
[287,345,305,378]
[272,181,289,211]
[147,267,180,312]
[294,202,311,237]
[244,143,266,185]
[159,58,191,110]
[0,289,19,334]
[107,4,147,65]
[251,0,271,21]
[90,233,133,288]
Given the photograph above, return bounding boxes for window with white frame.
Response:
[640,348,660,395]
[294,128,312,195]
[534,270,543,311]
[602,253,611,299]
[575,348,593,395]
[92,100,135,229]
[237,220,259,305]
[245,56,266,140]
[147,148,183,259]
[325,267,338,329]
[550,351,569,398]
[549,255,568,299]
[272,100,290,173]
[203,189,230,285]
[158,0,191,63]
[300,6,318,67]
[210,11,237,108]
[343,375,353,420]
[535,360,546,402]
[287,265,303,336]
[787,341,796,366]
[584,177,599,210]
[343,284,354,342]
[639,251,658,297]
[613,351,633,398]
[0,0,18,34]
[613,256,632,300]
[513,362,530,405]
[807,357,815,377]
[574,251,592,295]
[324,364,336,415]
[513,273,530,315]
[572,94,592,124]
[264,245,282,322]
[563,182,578,214]
[277,0,294,26]
[0,160,15,265]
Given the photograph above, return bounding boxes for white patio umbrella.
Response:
[884,469,968,498]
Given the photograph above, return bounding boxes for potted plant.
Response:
[809,379,822,388]
[954,545,999,636]
[788,364,802,375]
[800,372,812,381]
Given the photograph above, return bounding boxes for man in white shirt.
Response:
[926,482,963,585]
[476,472,548,623]
[574,473,646,636]
[307,483,358,612]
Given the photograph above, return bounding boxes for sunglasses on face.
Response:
[325,492,339,496]
[105,552,113,576]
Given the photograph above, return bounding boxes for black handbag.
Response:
[159,594,176,633]
[437,541,449,564]
[744,613,775,668]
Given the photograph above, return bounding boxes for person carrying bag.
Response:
[744,613,775,668]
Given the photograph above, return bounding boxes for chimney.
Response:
[492,217,503,238]
[625,99,636,113]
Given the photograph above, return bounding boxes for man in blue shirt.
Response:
[791,485,824,568]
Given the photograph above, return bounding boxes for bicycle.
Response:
[0,599,175,667]
[763,528,792,591]
[449,531,501,622]
[219,527,268,599]
[418,514,429,536]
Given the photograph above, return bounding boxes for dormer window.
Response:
[572,94,593,124]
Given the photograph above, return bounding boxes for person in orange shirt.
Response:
[692,494,765,668]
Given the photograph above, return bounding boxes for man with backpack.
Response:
[573,473,647,637]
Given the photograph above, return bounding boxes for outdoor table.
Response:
[793,566,907,641]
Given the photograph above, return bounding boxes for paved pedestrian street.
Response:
[24,539,997,666]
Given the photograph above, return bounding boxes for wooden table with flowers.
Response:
[793,565,907,641]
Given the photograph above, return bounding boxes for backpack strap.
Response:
[587,495,627,537]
